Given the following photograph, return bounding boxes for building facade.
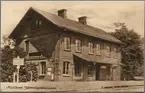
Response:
[9,7,122,81]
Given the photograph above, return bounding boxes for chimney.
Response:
[58,9,67,18]
[78,16,87,25]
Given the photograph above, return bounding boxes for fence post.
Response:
[16,65,20,83]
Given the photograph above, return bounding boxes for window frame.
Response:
[36,20,38,26]
[39,20,42,26]
[96,44,101,55]
[31,19,42,31]
[75,62,81,76]
[88,42,94,54]
[75,39,82,53]
[64,36,71,51]
[113,48,117,58]
[39,61,46,76]
[116,48,120,59]
[106,46,111,57]
[63,61,70,75]
[87,64,94,76]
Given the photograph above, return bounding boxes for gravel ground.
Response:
[76,86,144,92]
[1,81,144,92]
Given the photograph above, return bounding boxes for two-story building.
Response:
[9,7,123,81]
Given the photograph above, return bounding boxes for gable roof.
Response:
[32,7,122,44]
[9,7,122,44]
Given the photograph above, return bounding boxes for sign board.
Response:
[101,66,106,69]
[13,57,24,66]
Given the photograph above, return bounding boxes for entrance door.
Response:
[112,68,116,80]
[99,66,107,80]
[95,64,100,80]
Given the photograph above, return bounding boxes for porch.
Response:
[72,54,121,81]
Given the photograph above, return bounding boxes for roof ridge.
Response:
[31,7,101,28]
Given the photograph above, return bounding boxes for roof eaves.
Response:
[8,7,33,39]
[58,25,123,44]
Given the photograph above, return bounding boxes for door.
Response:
[112,68,116,80]
[99,66,107,80]
[38,61,46,80]
[95,64,100,80]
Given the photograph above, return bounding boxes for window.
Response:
[31,19,42,30]
[113,48,117,58]
[88,64,93,76]
[96,44,101,55]
[116,48,120,59]
[39,62,46,75]
[39,20,42,25]
[106,46,111,57]
[63,62,69,74]
[25,40,29,53]
[36,20,38,26]
[64,37,71,50]
[75,62,81,75]
[29,52,42,56]
[88,42,94,54]
[75,39,82,52]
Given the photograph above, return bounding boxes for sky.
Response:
[1,1,144,39]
